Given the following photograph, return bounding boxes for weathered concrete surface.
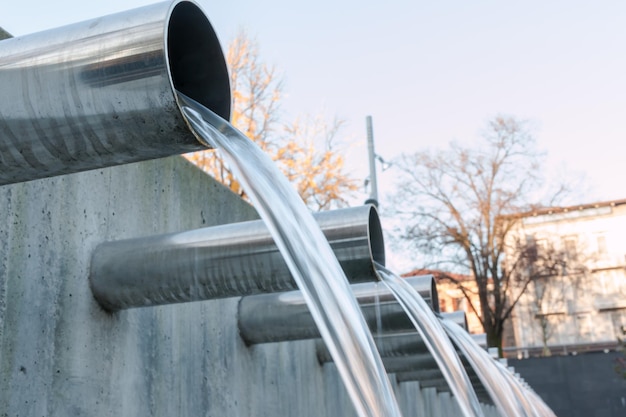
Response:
[0,156,470,416]
[0,156,261,417]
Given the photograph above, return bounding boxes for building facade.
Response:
[505,199,626,357]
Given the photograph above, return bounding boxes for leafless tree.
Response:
[186,31,357,210]
[389,116,570,350]
[278,114,358,211]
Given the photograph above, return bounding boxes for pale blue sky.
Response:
[3,0,626,209]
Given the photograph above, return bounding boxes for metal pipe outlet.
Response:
[405,376,491,404]
[377,332,485,363]
[395,366,492,404]
[315,312,468,364]
[380,334,487,375]
[90,205,384,311]
[0,0,229,185]
[237,274,438,344]
[395,368,482,385]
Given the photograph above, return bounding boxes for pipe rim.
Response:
[166,0,231,123]
[368,204,385,267]
[428,275,440,312]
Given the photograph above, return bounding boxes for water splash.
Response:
[375,264,485,417]
[177,93,403,417]
[440,317,527,417]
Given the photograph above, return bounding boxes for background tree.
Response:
[278,115,357,211]
[186,31,357,210]
[389,116,569,350]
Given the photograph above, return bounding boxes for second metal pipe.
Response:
[90,205,384,311]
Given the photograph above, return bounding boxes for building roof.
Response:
[402,268,472,283]
[501,198,626,221]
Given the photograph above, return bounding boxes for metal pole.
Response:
[365,115,379,207]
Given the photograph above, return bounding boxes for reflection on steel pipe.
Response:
[90,205,384,311]
[0,0,229,185]
[315,312,469,364]
[238,274,438,344]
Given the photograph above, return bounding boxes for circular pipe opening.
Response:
[429,276,440,313]
[167,1,231,121]
[368,205,386,267]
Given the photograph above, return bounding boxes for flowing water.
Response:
[440,317,528,417]
[526,388,556,417]
[374,283,384,351]
[177,93,403,417]
[493,360,547,417]
[375,264,485,417]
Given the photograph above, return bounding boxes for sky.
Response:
[3,0,626,269]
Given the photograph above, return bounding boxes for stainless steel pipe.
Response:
[238,274,438,344]
[380,334,487,374]
[395,366,491,403]
[0,0,229,185]
[315,312,468,364]
[402,376,491,404]
[377,332,485,364]
[90,205,384,311]
[395,368,481,385]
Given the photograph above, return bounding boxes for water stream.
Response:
[177,93,403,417]
[375,264,485,417]
[440,317,528,417]
[374,282,384,351]
[493,360,545,417]
[525,387,556,417]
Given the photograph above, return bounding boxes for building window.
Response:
[562,236,578,261]
[595,234,607,256]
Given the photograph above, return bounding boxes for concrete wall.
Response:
[0,156,488,416]
[511,352,626,417]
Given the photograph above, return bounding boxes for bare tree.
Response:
[389,116,569,350]
[278,115,358,211]
[186,31,357,210]
[186,30,282,197]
